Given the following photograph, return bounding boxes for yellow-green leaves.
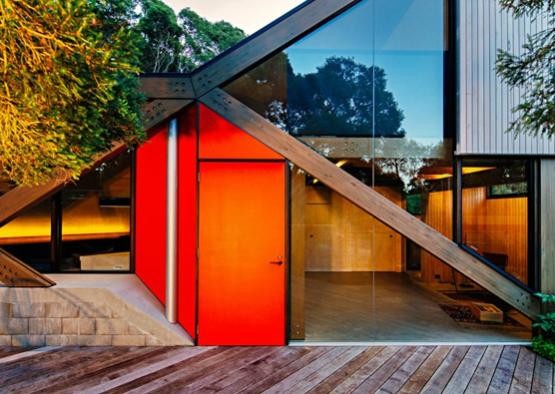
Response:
[0,0,144,186]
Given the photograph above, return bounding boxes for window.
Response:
[461,160,529,285]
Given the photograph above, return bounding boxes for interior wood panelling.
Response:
[301,182,403,272]
[201,88,539,318]
[458,0,554,155]
[421,188,528,285]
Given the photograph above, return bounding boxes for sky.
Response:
[162,0,445,141]
[162,0,305,34]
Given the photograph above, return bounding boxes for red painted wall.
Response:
[177,106,198,339]
[135,124,168,304]
[199,104,281,160]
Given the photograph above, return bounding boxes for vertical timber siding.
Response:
[541,160,555,293]
[458,0,554,155]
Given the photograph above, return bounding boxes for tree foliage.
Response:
[496,0,555,137]
[288,57,405,137]
[136,0,182,72]
[0,0,246,186]
[0,0,144,186]
[136,1,246,73]
[227,55,405,138]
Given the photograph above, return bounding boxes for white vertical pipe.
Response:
[166,117,178,323]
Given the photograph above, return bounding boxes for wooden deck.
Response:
[0,345,552,393]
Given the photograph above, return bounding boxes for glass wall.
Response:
[60,151,132,271]
[462,160,529,285]
[0,199,52,272]
[225,0,531,342]
[0,151,132,273]
[225,0,451,217]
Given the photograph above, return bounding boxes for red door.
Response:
[198,161,286,345]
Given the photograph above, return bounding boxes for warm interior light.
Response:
[462,166,496,175]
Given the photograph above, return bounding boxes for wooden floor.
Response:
[0,345,552,393]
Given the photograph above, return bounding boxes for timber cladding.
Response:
[200,88,540,319]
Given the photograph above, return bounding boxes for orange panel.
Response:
[199,104,282,160]
[177,106,197,339]
[135,125,167,304]
[198,162,286,345]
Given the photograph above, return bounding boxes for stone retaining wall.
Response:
[0,285,191,346]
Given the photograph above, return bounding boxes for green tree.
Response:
[178,8,245,72]
[0,0,144,186]
[136,0,183,72]
[496,0,555,137]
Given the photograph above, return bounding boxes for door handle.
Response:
[269,260,284,266]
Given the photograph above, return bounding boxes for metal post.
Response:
[166,118,178,323]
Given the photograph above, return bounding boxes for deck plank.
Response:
[57,347,212,394]
[263,346,351,393]
[239,347,332,393]
[419,345,470,393]
[487,346,521,394]
[443,345,487,394]
[113,347,251,393]
[331,346,401,393]
[376,346,435,393]
[2,347,158,392]
[308,346,384,393]
[465,345,504,394]
[399,345,453,393]
[509,347,536,394]
[531,354,553,394]
[215,347,311,393]
[276,346,367,393]
[0,347,133,388]
[352,346,418,393]
[0,344,550,393]
[165,346,277,392]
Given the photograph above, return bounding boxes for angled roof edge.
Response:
[191,0,362,97]
[139,0,363,101]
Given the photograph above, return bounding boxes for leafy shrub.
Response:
[532,293,555,362]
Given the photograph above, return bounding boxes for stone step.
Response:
[0,275,193,347]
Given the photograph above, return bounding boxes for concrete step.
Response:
[0,274,193,347]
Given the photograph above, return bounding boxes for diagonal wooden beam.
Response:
[139,76,195,99]
[192,0,362,97]
[200,88,540,319]
[0,248,55,287]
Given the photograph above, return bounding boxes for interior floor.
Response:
[304,272,531,343]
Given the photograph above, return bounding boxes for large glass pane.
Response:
[291,165,530,342]
[0,199,52,272]
[60,151,132,272]
[462,160,529,285]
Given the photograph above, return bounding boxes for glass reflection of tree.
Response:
[269,56,406,137]
[227,53,440,191]
[373,139,444,193]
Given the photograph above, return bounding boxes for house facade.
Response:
[0,0,553,346]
